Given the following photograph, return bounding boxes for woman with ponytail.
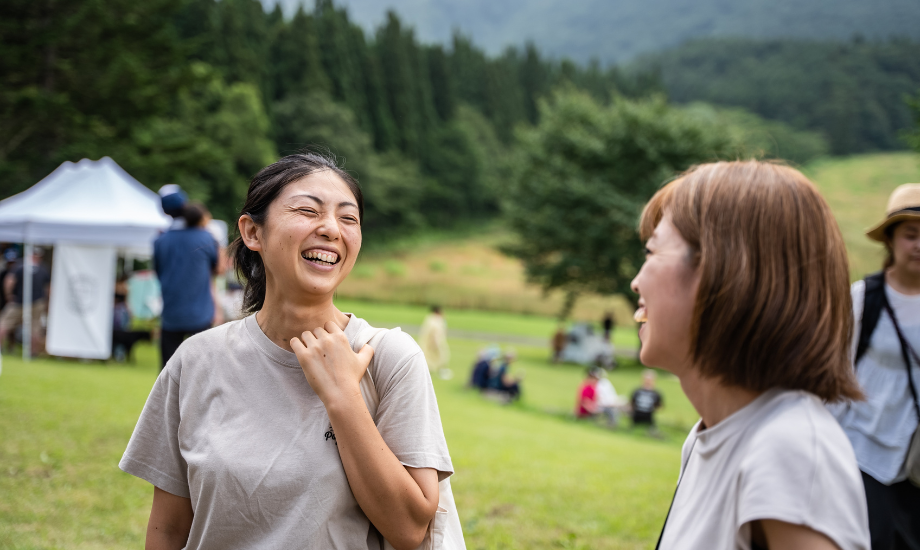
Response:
[120,153,456,550]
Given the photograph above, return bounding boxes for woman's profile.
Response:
[120,152,457,550]
[631,161,870,549]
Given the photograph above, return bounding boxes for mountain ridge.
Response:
[265,0,920,63]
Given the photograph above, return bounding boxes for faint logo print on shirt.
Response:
[325,426,337,445]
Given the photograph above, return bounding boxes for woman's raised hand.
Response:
[291,322,375,405]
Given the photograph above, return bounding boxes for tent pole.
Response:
[22,231,33,362]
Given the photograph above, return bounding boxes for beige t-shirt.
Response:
[120,313,453,550]
[659,389,869,550]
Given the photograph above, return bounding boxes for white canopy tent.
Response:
[0,157,171,360]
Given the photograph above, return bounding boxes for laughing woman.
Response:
[120,153,456,550]
[631,161,870,550]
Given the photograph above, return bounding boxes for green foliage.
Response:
[121,63,277,222]
[905,90,920,154]
[641,37,920,155]
[682,103,829,165]
[503,89,736,309]
[0,0,189,198]
[272,90,427,231]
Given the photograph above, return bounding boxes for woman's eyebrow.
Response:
[289,194,358,210]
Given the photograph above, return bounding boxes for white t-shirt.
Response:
[595,378,618,408]
[828,280,920,484]
[120,313,453,550]
[659,389,869,550]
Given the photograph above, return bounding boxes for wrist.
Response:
[322,387,367,416]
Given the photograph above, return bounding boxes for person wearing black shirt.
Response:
[630,369,663,426]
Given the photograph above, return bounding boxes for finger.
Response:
[356,344,375,368]
[300,330,317,344]
[290,336,307,357]
[312,326,328,340]
[324,321,344,334]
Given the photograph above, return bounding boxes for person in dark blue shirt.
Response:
[154,186,218,368]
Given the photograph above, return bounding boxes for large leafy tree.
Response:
[503,89,737,316]
[0,0,189,197]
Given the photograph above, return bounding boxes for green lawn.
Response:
[804,152,920,280]
[0,332,687,549]
[335,298,641,352]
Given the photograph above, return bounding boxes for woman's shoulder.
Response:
[165,319,249,376]
[745,390,853,462]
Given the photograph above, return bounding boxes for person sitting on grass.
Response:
[487,349,521,401]
[120,152,458,550]
[576,368,600,419]
[630,369,663,428]
[632,160,868,549]
[470,347,497,390]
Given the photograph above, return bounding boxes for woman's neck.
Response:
[257,290,349,352]
[886,265,920,296]
[679,369,762,429]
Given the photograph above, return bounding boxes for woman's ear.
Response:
[238,214,262,252]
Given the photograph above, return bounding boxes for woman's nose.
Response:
[630,273,640,295]
[316,214,341,240]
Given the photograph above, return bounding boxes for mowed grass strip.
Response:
[0,336,683,549]
[335,298,641,352]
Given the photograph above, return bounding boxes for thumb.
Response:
[356,344,375,369]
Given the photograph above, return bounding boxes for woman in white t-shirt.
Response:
[829,183,920,548]
[630,160,870,550]
[121,153,457,549]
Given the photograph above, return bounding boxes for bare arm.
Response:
[146,487,193,550]
[751,519,841,550]
[292,323,439,550]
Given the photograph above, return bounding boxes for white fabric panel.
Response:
[46,244,117,359]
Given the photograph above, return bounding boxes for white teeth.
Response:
[634,308,648,323]
[302,250,339,265]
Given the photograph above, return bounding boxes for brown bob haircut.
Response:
[639,160,862,402]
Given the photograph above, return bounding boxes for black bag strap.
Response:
[882,298,920,421]
[855,271,886,366]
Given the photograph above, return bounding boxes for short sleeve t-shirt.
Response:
[153,228,217,331]
[577,383,596,416]
[659,389,869,550]
[119,313,453,550]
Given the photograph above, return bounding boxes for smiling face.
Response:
[245,169,362,302]
[890,220,920,277]
[630,214,701,375]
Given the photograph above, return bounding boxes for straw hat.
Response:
[866,183,920,242]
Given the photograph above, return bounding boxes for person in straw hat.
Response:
[829,183,920,549]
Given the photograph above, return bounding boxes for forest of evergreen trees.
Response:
[640,37,920,155]
[2,0,919,239]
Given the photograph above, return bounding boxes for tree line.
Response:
[2,0,918,247]
[0,0,658,231]
[639,37,920,155]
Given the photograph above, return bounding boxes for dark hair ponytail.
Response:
[229,151,363,314]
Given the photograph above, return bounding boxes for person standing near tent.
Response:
[419,305,450,375]
[0,247,50,355]
[153,185,218,369]
[829,183,920,548]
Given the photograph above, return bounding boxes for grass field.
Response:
[805,152,920,280]
[0,320,688,549]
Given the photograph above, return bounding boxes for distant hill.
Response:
[266,0,920,63]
